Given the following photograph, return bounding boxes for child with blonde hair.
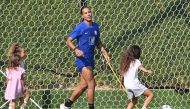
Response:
[7,43,30,109]
[5,54,25,109]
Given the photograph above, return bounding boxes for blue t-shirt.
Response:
[69,21,100,71]
[69,21,100,59]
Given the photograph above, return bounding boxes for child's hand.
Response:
[147,70,153,74]
[120,84,125,89]
[120,78,124,89]
[22,87,26,93]
[6,77,11,80]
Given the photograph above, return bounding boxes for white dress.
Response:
[124,59,147,100]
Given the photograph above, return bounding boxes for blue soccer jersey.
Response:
[69,21,100,72]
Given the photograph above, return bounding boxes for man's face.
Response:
[82,8,92,22]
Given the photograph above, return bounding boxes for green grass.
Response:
[1,89,189,109]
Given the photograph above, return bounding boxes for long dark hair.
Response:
[120,45,141,76]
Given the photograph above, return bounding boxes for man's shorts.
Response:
[75,57,94,73]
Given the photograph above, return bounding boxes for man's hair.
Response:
[80,6,90,15]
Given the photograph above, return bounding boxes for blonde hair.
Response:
[8,54,21,69]
[7,43,21,57]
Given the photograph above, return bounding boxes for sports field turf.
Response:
[1,89,189,109]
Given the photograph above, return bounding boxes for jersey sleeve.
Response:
[20,67,25,74]
[69,24,82,40]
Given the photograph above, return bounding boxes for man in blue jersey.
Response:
[60,6,110,109]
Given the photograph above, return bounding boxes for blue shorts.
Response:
[76,57,94,73]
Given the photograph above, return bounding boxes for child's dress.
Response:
[5,67,25,100]
[124,59,148,99]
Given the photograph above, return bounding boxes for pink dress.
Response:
[4,67,25,100]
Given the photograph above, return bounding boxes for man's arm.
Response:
[66,37,84,57]
[96,40,110,63]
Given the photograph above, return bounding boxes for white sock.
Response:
[24,99,27,104]
[21,99,27,108]
[9,102,12,109]
[142,106,146,109]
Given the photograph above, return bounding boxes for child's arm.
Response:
[6,78,9,85]
[120,73,124,88]
[5,69,11,82]
[21,74,25,93]
[138,65,152,74]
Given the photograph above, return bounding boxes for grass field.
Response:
[0,89,190,109]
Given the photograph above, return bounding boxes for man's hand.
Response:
[96,40,110,63]
[103,53,110,64]
[74,49,84,57]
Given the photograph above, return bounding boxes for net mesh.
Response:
[0,0,190,108]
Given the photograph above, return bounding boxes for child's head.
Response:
[127,45,141,59]
[8,43,26,59]
[8,54,21,68]
[120,45,141,75]
[19,47,25,58]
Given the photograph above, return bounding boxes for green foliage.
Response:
[0,0,190,90]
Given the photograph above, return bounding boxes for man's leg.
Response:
[81,67,95,109]
[69,75,88,102]
[62,74,88,108]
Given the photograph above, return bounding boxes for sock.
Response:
[24,99,27,104]
[64,99,73,107]
[88,103,94,109]
[21,99,27,108]
[9,102,12,109]
[142,106,146,109]
[9,102,12,106]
